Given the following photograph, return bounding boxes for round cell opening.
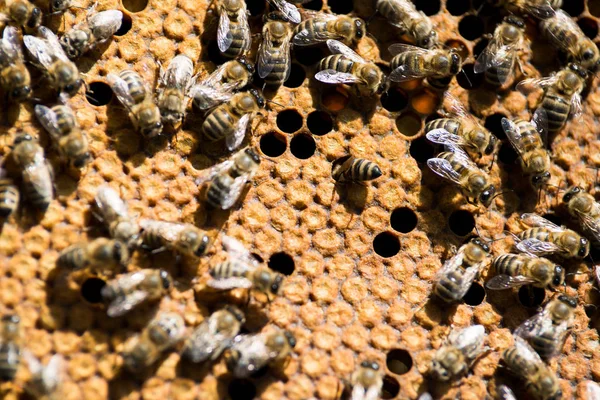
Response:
[284,64,306,88]
[277,109,303,133]
[446,0,471,16]
[206,40,227,65]
[561,0,585,17]
[590,1,600,18]
[518,285,546,308]
[307,111,333,136]
[391,207,418,233]
[228,379,257,400]
[122,0,147,13]
[396,112,422,137]
[473,38,489,59]
[459,15,485,40]
[541,213,562,227]
[386,349,413,375]
[245,0,265,16]
[81,277,106,304]
[381,375,401,399]
[321,87,349,112]
[86,82,113,106]
[411,89,440,115]
[268,252,295,276]
[498,141,518,165]
[578,17,599,40]
[381,88,409,112]
[409,136,434,163]
[290,134,316,159]
[114,12,132,36]
[260,132,287,157]
[484,113,507,140]
[414,0,440,15]
[294,46,325,66]
[456,63,483,90]
[373,232,400,258]
[463,282,486,306]
[448,210,475,236]
[328,0,353,14]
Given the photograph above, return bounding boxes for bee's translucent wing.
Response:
[520,213,563,231]
[194,158,234,186]
[190,84,235,110]
[326,39,364,63]
[514,308,552,339]
[315,70,360,84]
[515,238,561,256]
[34,105,63,141]
[24,35,54,68]
[106,290,149,317]
[522,2,555,19]
[364,385,381,400]
[226,113,251,151]
[222,235,254,261]
[23,150,53,205]
[164,54,194,90]
[449,325,485,359]
[436,248,465,279]
[207,276,254,290]
[292,15,337,45]
[543,11,581,52]
[107,73,136,108]
[218,8,233,52]
[511,335,544,366]
[579,214,600,244]
[258,27,291,79]
[497,385,517,400]
[485,274,538,290]
[219,175,247,209]
[596,265,600,288]
[427,158,463,186]
[389,64,428,82]
[388,43,429,57]
[532,107,549,143]
[23,350,43,374]
[443,92,474,121]
[501,117,527,156]
[516,75,557,94]
[426,129,468,147]
[1,26,22,60]
[268,0,301,24]
[38,26,69,62]
[89,10,123,42]
[570,93,583,118]
[95,185,129,220]
[473,38,500,74]
[139,219,183,243]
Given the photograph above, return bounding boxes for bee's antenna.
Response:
[266,99,285,108]
[459,68,473,88]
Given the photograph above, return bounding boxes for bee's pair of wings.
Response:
[102,270,155,317]
[388,44,443,82]
[315,39,369,85]
[517,1,556,19]
[94,185,131,223]
[24,26,70,67]
[513,213,570,257]
[501,111,549,155]
[506,335,547,373]
[514,306,570,357]
[85,10,123,42]
[185,316,238,362]
[292,12,344,46]
[436,248,486,300]
[542,10,588,53]
[34,105,75,142]
[207,235,258,290]
[139,219,190,243]
[22,352,64,392]
[217,3,250,52]
[446,325,486,357]
[0,26,24,63]
[575,206,600,245]
[257,23,292,80]
[107,70,150,109]
[473,33,521,84]
[18,143,54,202]
[159,54,196,96]
[426,131,486,186]
[228,333,272,377]
[486,251,550,290]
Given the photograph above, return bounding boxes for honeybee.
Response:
[350,361,383,400]
[157,54,196,129]
[0,26,32,102]
[101,269,172,317]
[541,10,600,71]
[517,63,586,134]
[486,253,565,290]
[426,138,497,207]
[207,235,285,298]
[376,0,437,48]
[388,44,462,87]
[562,186,600,247]
[433,237,491,304]
[316,40,385,96]
[1,0,42,28]
[202,89,264,151]
[94,185,140,248]
[331,155,383,183]
[258,13,292,88]
[122,312,185,372]
[501,115,552,188]
[107,69,163,138]
[23,352,63,399]
[0,161,19,218]
[266,0,300,23]
[514,213,590,259]
[489,0,556,19]
[502,335,562,400]
[59,9,123,59]
[139,219,210,258]
[292,13,366,47]
[429,325,487,381]
[11,134,53,212]
[23,26,82,97]
[426,93,497,159]
[196,147,261,210]
[191,57,254,110]
[34,104,91,169]
[224,329,296,378]
[0,315,20,381]
[474,15,526,86]
[515,294,576,359]
[215,0,251,59]
[50,0,71,14]
[56,238,129,270]
[181,305,245,364]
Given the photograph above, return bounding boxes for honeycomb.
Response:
[1,0,600,398]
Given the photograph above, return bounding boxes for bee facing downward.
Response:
[350,360,383,400]
[157,54,196,130]
[258,12,293,89]
[215,0,251,59]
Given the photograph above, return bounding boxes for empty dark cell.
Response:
[578,18,599,40]
[381,88,408,112]
[396,112,422,137]
[463,282,486,306]
[498,141,518,165]
[386,349,413,375]
[228,379,257,400]
[456,63,483,90]
[541,213,562,227]
[268,252,295,276]
[206,40,227,65]
[328,0,353,14]
[459,15,485,40]
[81,278,106,304]
[260,132,287,157]
[518,285,546,308]
[448,210,475,236]
[561,0,585,17]
[284,64,306,88]
[585,304,596,318]
[484,113,507,140]
[307,111,333,135]
[114,12,132,36]
[290,134,316,159]
[245,0,265,16]
[381,375,401,399]
[122,0,147,12]
[302,0,323,10]
[294,46,325,66]
[414,0,440,15]
[591,1,600,18]
[391,207,418,233]
[86,81,113,106]
[373,232,400,258]
[473,38,489,59]
[277,109,303,133]
[446,0,470,16]
[409,136,434,163]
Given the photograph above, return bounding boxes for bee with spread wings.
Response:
[22,352,63,399]
[267,0,301,24]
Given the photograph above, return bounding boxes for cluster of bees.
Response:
[1,0,600,398]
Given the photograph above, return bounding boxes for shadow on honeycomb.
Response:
[1,0,600,399]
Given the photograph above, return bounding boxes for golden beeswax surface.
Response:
[1,0,600,399]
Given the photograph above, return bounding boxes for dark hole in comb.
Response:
[284,63,306,88]
[277,109,303,133]
[448,210,475,236]
[415,0,441,15]
[381,375,401,399]
[260,132,287,157]
[459,14,485,40]
[86,81,113,106]
[578,17,599,40]
[518,285,546,308]
[81,277,106,304]
[381,88,409,112]
[457,63,483,90]
[386,349,413,375]
[562,0,585,18]
[328,0,353,14]
[409,136,434,163]
[446,0,471,16]
[301,0,323,11]
[114,12,132,36]
[244,0,265,16]
[307,111,333,136]
[498,141,518,165]
[391,207,418,233]
[463,282,486,305]
[228,379,257,400]
[294,46,325,66]
[290,134,316,159]
[122,0,147,13]
[484,113,507,141]
[268,252,295,276]
[373,232,400,258]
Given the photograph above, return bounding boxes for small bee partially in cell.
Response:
[11,134,54,212]
[388,44,462,88]
[22,352,64,399]
[122,312,185,372]
[513,213,590,259]
[514,294,576,359]
[34,104,91,169]
[157,54,196,130]
[181,305,245,364]
[331,155,383,184]
[196,147,261,210]
[562,186,600,248]
[257,12,293,88]
[0,159,19,218]
[0,315,21,382]
[59,8,123,59]
[486,253,565,291]
[108,69,163,138]
[0,26,32,102]
[1,0,42,29]
[191,57,254,111]
[315,40,386,97]
[215,0,251,59]
[292,12,366,47]
[429,324,487,381]
[349,360,383,400]
[488,0,557,19]
[224,329,296,378]
[207,235,285,300]
[139,219,211,258]
[23,26,83,97]
[101,269,172,317]
[376,0,437,48]
[94,185,140,249]
[56,238,129,270]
